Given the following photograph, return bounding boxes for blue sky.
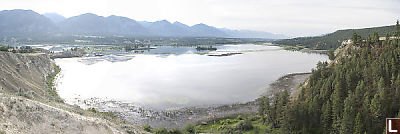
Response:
[0,0,399,37]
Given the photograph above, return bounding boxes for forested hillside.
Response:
[259,21,400,134]
[274,24,397,50]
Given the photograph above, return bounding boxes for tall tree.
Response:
[321,100,332,134]
[257,22,400,134]
[340,91,356,134]
[354,112,363,134]
[396,20,400,37]
[328,48,335,60]
[373,32,380,43]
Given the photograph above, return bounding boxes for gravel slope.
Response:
[0,51,148,134]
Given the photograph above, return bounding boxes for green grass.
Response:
[195,115,279,134]
[146,115,283,133]
[46,65,63,102]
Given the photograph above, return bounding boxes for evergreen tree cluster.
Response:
[274,24,398,50]
[259,22,400,134]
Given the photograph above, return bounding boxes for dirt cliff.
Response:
[0,52,148,134]
[0,52,54,100]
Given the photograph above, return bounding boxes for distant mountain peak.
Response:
[0,9,38,16]
[107,15,118,18]
[43,12,63,15]
[2,9,34,12]
[194,23,206,25]
[154,20,171,24]
[106,15,135,21]
[173,21,184,25]
[173,21,190,28]
[79,13,100,17]
[43,13,66,23]
[0,9,56,35]
[192,23,211,28]
[0,9,288,39]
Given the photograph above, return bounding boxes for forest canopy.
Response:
[259,21,400,134]
[274,24,398,50]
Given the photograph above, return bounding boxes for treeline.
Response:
[0,45,10,51]
[274,23,398,50]
[259,21,400,134]
[0,45,36,53]
[1,35,269,46]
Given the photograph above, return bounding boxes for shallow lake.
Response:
[55,44,328,110]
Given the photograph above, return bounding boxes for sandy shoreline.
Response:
[77,72,311,128]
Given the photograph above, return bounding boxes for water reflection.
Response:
[55,44,328,109]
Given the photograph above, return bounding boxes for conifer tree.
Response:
[340,91,356,134]
[396,20,400,36]
[328,48,335,60]
[256,22,400,134]
[354,112,363,134]
[321,100,332,134]
[331,82,344,134]
[373,32,380,43]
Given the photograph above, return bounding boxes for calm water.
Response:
[55,44,328,109]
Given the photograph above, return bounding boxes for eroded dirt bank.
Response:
[0,52,148,134]
[0,52,54,100]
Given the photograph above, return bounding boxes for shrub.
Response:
[0,46,9,52]
[184,123,196,133]
[154,128,168,134]
[87,107,98,113]
[142,124,152,132]
[237,115,244,120]
[235,119,253,131]
[169,128,183,134]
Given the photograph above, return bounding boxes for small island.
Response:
[196,46,217,51]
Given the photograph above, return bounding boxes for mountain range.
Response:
[0,9,288,39]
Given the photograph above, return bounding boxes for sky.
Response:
[0,0,399,37]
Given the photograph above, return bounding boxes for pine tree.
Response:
[328,48,335,60]
[397,110,400,118]
[258,96,270,123]
[321,100,332,134]
[258,23,400,133]
[370,93,383,133]
[277,90,290,128]
[270,92,280,128]
[354,81,365,108]
[393,74,400,112]
[377,77,389,118]
[396,20,400,37]
[373,32,380,43]
[362,93,374,133]
[353,33,361,45]
[340,91,356,134]
[331,82,344,134]
[354,112,363,134]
